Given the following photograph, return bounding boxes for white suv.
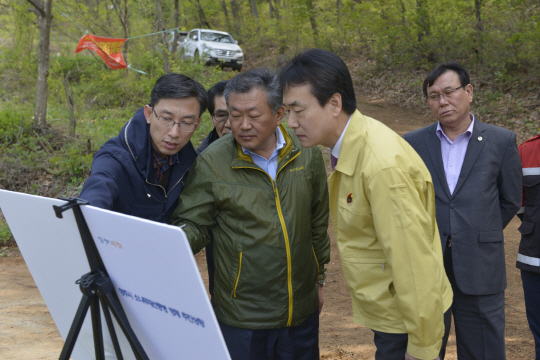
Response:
[182,29,244,71]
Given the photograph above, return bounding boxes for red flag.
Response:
[75,34,127,70]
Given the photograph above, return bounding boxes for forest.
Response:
[0,0,539,244]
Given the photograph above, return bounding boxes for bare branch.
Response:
[26,0,45,16]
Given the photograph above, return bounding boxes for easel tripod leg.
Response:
[58,294,92,360]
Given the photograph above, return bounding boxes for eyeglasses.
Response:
[427,86,464,102]
[212,111,229,123]
[152,108,198,132]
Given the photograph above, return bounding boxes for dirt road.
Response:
[0,98,535,359]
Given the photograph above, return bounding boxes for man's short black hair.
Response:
[423,62,471,97]
[207,80,229,115]
[150,73,209,117]
[279,49,357,115]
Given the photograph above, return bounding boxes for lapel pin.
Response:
[347,193,353,205]
[478,136,483,141]
[147,194,151,198]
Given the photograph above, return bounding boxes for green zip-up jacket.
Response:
[170,125,330,330]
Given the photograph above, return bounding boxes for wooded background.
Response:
[0,0,539,242]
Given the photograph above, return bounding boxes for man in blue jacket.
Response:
[79,73,208,223]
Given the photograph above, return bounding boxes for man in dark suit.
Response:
[403,62,522,359]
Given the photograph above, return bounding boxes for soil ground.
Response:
[0,97,535,359]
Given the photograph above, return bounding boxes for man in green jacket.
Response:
[170,68,330,360]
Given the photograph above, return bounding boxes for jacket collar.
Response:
[425,119,488,199]
[451,118,487,197]
[333,110,365,176]
[233,124,299,168]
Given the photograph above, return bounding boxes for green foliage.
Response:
[0,0,538,203]
[0,220,13,244]
[0,105,34,144]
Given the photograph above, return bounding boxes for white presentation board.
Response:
[0,189,230,360]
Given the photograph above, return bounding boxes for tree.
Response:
[250,0,259,18]
[170,0,180,56]
[154,0,170,72]
[27,0,53,134]
[110,0,130,63]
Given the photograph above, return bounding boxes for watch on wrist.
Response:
[316,279,324,287]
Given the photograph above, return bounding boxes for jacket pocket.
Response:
[518,220,535,235]
[232,245,243,298]
[312,247,320,277]
[478,230,504,243]
[341,253,400,322]
[341,249,386,264]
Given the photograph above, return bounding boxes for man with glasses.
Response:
[196,80,231,305]
[197,80,231,154]
[170,68,330,360]
[80,73,208,223]
[404,62,522,359]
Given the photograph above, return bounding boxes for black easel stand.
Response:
[53,197,149,360]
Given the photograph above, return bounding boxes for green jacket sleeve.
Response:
[310,147,331,279]
[169,156,215,253]
[368,167,445,360]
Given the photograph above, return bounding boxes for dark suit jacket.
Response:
[404,119,522,296]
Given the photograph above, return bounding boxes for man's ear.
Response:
[143,105,153,125]
[466,84,474,103]
[329,93,343,117]
[275,106,286,125]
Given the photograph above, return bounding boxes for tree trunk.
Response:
[416,0,430,42]
[268,0,275,19]
[250,0,259,18]
[399,0,405,25]
[336,0,341,24]
[154,0,170,72]
[474,0,484,64]
[123,0,129,63]
[170,0,180,55]
[220,0,232,32]
[189,0,211,28]
[474,0,484,31]
[230,0,241,36]
[27,0,53,134]
[306,0,318,43]
[63,71,75,138]
[274,0,280,20]
[111,0,130,63]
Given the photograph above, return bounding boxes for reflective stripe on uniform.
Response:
[517,253,540,267]
[523,167,540,176]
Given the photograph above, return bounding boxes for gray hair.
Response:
[224,68,283,114]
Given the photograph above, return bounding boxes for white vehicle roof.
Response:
[193,29,232,36]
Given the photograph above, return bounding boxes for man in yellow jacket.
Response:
[280,49,453,360]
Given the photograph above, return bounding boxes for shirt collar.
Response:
[241,127,285,157]
[436,113,475,143]
[331,115,353,159]
[151,149,179,181]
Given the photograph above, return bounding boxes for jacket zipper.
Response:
[145,168,190,214]
[232,150,300,326]
[232,251,243,297]
[124,120,190,214]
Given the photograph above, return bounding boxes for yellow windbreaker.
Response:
[329,110,452,360]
